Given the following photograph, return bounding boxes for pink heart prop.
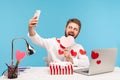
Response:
[16,50,26,61]
[60,36,74,47]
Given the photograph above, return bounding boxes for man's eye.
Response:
[74,28,78,31]
[69,26,72,29]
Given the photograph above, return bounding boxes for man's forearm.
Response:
[29,27,36,36]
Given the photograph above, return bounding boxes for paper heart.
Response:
[91,51,99,59]
[58,49,64,55]
[79,49,86,55]
[96,60,101,64]
[16,50,26,61]
[71,50,77,57]
[60,36,74,48]
[60,44,65,49]
[56,39,60,43]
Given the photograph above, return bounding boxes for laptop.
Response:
[74,48,118,76]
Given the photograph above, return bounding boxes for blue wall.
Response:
[0,0,120,75]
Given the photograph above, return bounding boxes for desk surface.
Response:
[0,67,120,80]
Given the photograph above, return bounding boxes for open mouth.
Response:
[68,32,74,37]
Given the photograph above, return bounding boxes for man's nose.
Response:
[71,28,74,32]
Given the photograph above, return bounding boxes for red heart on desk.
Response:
[91,51,99,59]
[16,50,26,61]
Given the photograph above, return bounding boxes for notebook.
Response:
[74,48,118,76]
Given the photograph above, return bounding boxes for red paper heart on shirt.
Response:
[91,51,99,59]
[96,60,101,64]
[71,50,77,57]
[56,39,60,43]
[58,49,64,55]
[79,49,86,55]
[60,44,65,49]
[16,50,26,61]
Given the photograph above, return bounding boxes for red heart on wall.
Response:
[71,50,77,57]
[96,60,101,64]
[79,49,86,55]
[91,51,99,59]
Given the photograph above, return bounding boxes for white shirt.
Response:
[28,32,89,67]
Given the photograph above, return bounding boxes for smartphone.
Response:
[34,10,41,20]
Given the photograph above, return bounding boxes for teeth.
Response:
[68,32,74,37]
[68,33,74,36]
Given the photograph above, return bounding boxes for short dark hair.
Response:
[66,18,81,32]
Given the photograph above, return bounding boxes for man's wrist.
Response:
[29,26,34,29]
[28,27,36,36]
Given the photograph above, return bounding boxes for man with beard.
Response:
[28,16,89,67]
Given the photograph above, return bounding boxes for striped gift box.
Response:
[49,62,73,75]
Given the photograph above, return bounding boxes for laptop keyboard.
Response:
[74,67,89,73]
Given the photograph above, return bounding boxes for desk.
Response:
[0,67,120,80]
